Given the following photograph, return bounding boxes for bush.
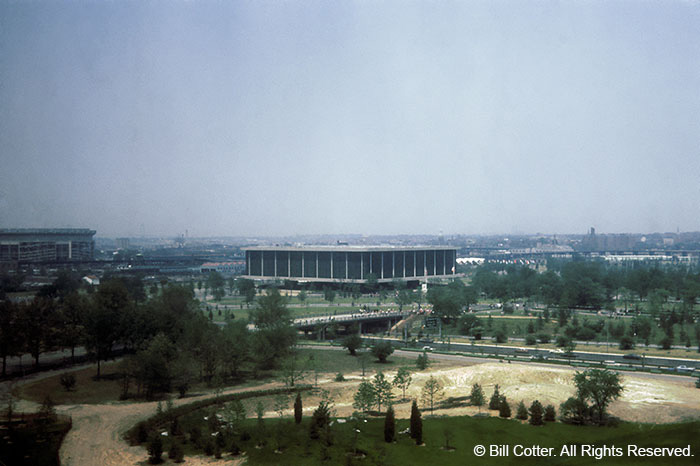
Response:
[499,396,511,418]
[488,385,501,410]
[147,434,163,464]
[294,392,303,424]
[619,335,635,350]
[544,404,556,422]
[168,441,184,463]
[560,397,590,425]
[60,373,76,392]
[537,333,551,344]
[516,401,528,420]
[384,405,395,443]
[416,352,430,370]
[525,335,537,345]
[334,372,345,382]
[372,342,395,363]
[529,400,544,426]
[410,400,422,445]
[556,335,571,347]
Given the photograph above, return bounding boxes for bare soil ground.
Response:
[4,354,699,465]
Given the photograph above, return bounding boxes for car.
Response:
[623,353,641,360]
[422,346,433,352]
[530,355,549,361]
[675,365,694,373]
[604,360,619,366]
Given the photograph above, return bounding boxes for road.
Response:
[359,336,700,374]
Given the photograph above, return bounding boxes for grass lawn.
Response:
[16,361,125,405]
[15,348,423,405]
[156,414,700,465]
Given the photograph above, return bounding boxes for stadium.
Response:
[243,246,457,284]
[0,228,96,263]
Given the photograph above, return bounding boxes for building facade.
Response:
[243,246,457,283]
[0,228,96,263]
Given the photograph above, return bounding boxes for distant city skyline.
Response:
[2,1,699,237]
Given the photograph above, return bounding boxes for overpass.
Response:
[292,309,415,335]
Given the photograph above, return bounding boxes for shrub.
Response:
[529,400,544,426]
[168,441,184,463]
[60,373,76,392]
[544,404,556,422]
[499,396,511,418]
[537,333,551,344]
[203,438,215,456]
[147,434,163,464]
[516,401,528,420]
[488,385,501,410]
[294,392,303,424]
[525,335,537,345]
[384,405,395,443]
[334,372,345,382]
[410,400,422,445]
[560,397,590,425]
[416,352,430,370]
[372,341,395,363]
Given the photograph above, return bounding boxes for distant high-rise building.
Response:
[0,228,96,263]
[115,237,130,250]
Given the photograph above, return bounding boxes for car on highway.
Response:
[675,365,694,373]
[623,353,641,360]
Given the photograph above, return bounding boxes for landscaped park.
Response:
[2,262,700,465]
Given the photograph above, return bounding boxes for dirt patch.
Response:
[6,356,700,465]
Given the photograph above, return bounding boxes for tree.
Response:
[410,399,422,445]
[499,396,511,418]
[421,375,444,414]
[207,271,226,301]
[236,278,256,307]
[392,367,412,400]
[294,392,303,424]
[488,384,501,410]
[544,404,556,422]
[84,279,130,377]
[573,369,624,424]
[343,331,362,356]
[416,351,430,370]
[372,371,394,412]
[384,405,396,443]
[60,373,76,392]
[396,289,413,312]
[281,350,307,387]
[221,320,250,378]
[148,434,164,464]
[371,341,394,363]
[353,380,375,413]
[529,400,544,425]
[516,400,528,420]
[470,383,485,411]
[249,288,296,370]
[18,298,60,368]
[0,301,20,376]
[323,287,336,305]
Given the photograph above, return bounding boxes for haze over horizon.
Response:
[2,1,699,238]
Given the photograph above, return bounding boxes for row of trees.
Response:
[471,261,700,312]
[0,276,297,399]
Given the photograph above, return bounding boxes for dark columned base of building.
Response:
[243,246,457,287]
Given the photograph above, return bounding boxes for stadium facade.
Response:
[243,246,457,283]
[0,228,96,263]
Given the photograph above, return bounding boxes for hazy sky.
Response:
[1,1,699,237]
